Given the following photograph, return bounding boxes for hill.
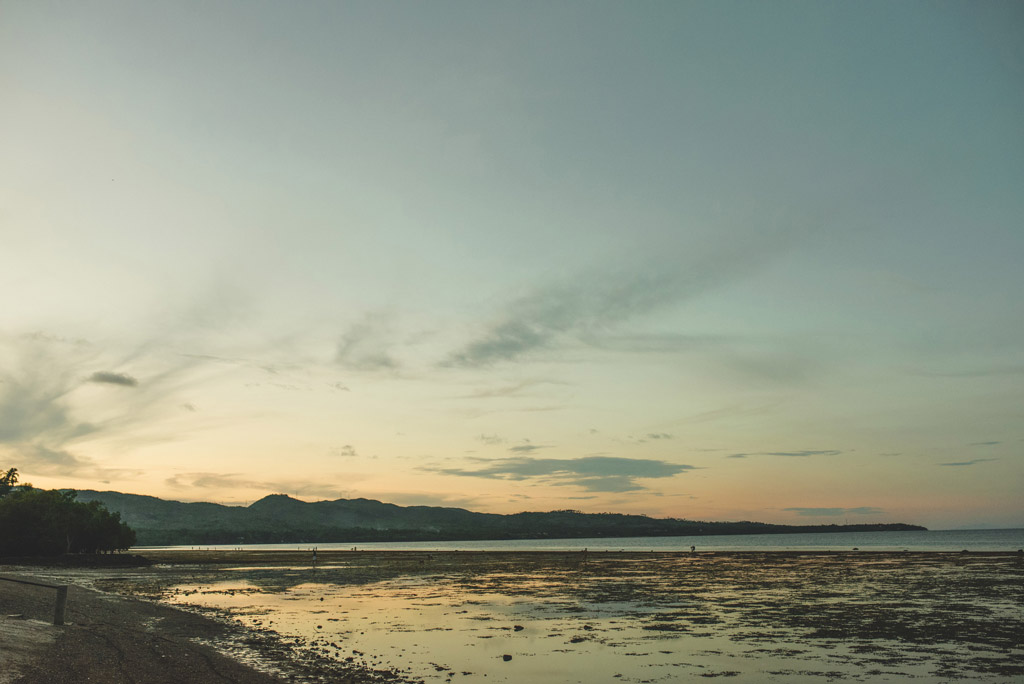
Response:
[71,490,926,546]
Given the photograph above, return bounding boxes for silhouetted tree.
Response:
[0,484,136,556]
[0,467,18,497]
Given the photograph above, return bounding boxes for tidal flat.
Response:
[22,551,1024,683]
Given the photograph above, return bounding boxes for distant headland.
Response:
[72,490,926,547]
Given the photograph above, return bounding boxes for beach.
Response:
[3,550,1023,683]
[0,561,404,684]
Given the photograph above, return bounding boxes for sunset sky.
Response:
[2,1,1022,529]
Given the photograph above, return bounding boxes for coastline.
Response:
[0,565,409,684]
[4,550,1023,683]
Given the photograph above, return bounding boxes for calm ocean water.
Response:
[159,528,1024,552]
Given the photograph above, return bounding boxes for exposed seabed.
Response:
[11,550,1024,683]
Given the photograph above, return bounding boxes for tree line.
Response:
[0,467,136,556]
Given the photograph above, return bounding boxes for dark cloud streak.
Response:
[508,444,548,453]
[784,506,884,516]
[939,458,997,467]
[87,371,138,387]
[423,455,696,492]
[728,450,841,459]
[444,226,803,367]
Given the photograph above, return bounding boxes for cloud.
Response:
[423,455,696,492]
[0,340,100,447]
[586,333,727,354]
[646,433,673,440]
[374,491,482,509]
[938,458,997,467]
[477,434,505,445]
[454,379,564,400]
[180,353,288,376]
[784,507,884,517]
[8,443,140,480]
[87,371,139,387]
[455,403,567,420]
[0,331,214,482]
[727,450,841,459]
[969,441,1000,447]
[17,444,89,471]
[446,321,547,367]
[165,472,354,500]
[443,227,800,367]
[335,315,398,371]
[331,445,358,458]
[508,444,549,453]
[593,333,821,387]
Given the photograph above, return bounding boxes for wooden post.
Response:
[53,585,68,625]
[1,576,70,626]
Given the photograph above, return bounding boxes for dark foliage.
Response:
[0,481,137,556]
[0,467,17,497]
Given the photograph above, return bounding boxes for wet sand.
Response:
[3,550,1023,682]
[0,568,402,683]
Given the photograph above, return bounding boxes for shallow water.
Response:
[151,552,1024,683]
[147,527,1024,553]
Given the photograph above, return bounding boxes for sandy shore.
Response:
[1,575,286,683]
[0,567,407,684]
[3,550,1023,683]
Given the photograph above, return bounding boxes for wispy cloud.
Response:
[586,333,727,354]
[969,441,1000,447]
[8,443,143,482]
[508,444,549,453]
[0,331,211,480]
[165,472,355,500]
[373,491,483,510]
[0,368,94,446]
[444,227,800,367]
[727,450,841,459]
[423,455,696,492]
[784,506,884,517]
[453,379,565,400]
[335,315,398,371]
[87,371,138,387]
[939,458,997,467]
[179,353,288,376]
[683,400,785,424]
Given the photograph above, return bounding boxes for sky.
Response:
[1,1,1022,530]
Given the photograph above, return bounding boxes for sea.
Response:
[152,527,1024,553]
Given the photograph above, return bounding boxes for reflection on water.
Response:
[158,552,1024,683]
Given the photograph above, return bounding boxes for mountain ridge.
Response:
[70,489,927,546]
